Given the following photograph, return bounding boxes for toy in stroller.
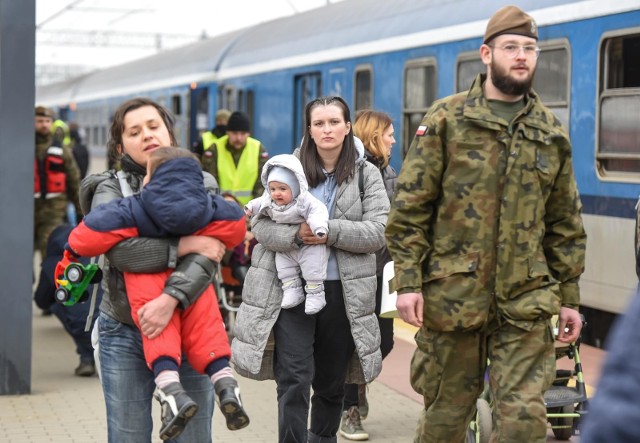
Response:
[466,316,589,442]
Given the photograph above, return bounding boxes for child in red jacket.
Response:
[66,148,249,440]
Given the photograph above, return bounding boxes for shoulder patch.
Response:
[203,150,214,158]
[415,126,428,136]
[261,151,269,159]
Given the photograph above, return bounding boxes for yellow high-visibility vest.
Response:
[216,135,260,205]
[52,120,70,146]
[202,131,218,151]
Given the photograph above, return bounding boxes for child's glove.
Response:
[54,249,78,288]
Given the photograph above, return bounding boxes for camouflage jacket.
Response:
[35,132,81,214]
[386,74,587,331]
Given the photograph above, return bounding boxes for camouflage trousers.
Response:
[410,316,555,443]
[34,198,68,258]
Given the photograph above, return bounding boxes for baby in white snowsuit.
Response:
[245,154,329,314]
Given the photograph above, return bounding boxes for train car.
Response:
[36,0,640,346]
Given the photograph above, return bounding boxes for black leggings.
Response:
[343,274,394,409]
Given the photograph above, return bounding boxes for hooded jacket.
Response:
[231,140,389,384]
[245,154,328,236]
[79,155,224,325]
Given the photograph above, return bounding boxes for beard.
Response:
[490,59,534,97]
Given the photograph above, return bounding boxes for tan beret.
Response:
[35,105,54,119]
[215,108,231,122]
[484,5,538,44]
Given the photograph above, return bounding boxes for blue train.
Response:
[36,0,640,346]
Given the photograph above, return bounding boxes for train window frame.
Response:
[354,64,373,112]
[596,28,640,182]
[534,39,571,130]
[455,50,484,93]
[172,94,182,115]
[219,85,237,112]
[402,57,438,158]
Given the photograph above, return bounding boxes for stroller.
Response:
[214,235,256,332]
[544,318,589,440]
[466,316,589,442]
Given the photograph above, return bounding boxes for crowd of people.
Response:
[35,4,640,443]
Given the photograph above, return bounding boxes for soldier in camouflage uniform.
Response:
[34,106,81,258]
[385,6,587,443]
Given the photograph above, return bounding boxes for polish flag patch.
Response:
[415,125,428,136]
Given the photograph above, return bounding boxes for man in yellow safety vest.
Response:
[201,111,268,205]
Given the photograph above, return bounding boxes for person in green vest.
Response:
[192,108,232,157]
[201,111,268,205]
[52,118,71,147]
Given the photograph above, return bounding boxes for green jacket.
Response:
[386,74,586,331]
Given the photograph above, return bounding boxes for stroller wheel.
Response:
[549,404,574,440]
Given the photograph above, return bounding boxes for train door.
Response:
[294,73,321,147]
[190,86,209,147]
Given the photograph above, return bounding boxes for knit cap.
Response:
[484,5,538,44]
[227,111,251,132]
[268,166,300,198]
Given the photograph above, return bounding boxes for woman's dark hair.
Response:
[300,96,356,187]
[107,97,177,165]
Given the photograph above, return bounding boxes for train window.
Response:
[220,86,237,112]
[195,88,209,132]
[456,55,484,92]
[597,32,640,177]
[354,65,373,112]
[403,59,437,157]
[172,95,182,115]
[246,90,255,132]
[533,43,570,128]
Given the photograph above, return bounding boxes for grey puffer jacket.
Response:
[231,147,390,384]
[79,158,220,326]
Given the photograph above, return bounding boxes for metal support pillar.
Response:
[0,0,36,395]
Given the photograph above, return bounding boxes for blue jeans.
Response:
[98,312,214,443]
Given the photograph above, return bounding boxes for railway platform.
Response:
[0,308,604,442]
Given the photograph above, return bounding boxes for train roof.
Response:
[217,0,578,73]
[36,29,242,106]
[36,0,639,106]
[216,0,637,78]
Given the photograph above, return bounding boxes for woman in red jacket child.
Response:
[65,148,249,440]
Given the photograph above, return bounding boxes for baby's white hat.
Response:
[268,166,300,198]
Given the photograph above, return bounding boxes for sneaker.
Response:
[74,360,96,377]
[358,383,369,420]
[214,377,250,430]
[339,406,369,441]
[153,382,199,441]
